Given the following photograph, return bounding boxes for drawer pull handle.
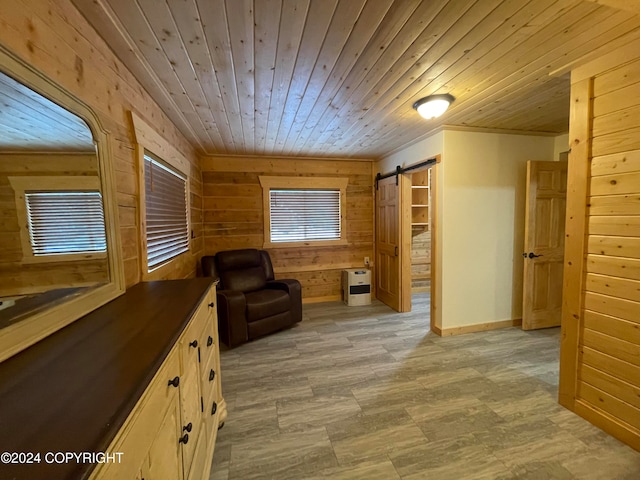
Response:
[179,433,189,445]
[168,376,180,388]
[209,369,215,381]
[183,422,192,433]
[189,340,198,348]
[208,302,214,308]
[207,336,213,347]
[211,401,218,415]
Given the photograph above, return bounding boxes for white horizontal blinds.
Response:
[269,189,341,242]
[144,153,188,270]
[25,191,107,255]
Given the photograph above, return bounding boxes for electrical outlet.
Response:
[364,256,370,266]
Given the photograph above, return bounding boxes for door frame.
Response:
[429,157,440,334]
[375,155,440,324]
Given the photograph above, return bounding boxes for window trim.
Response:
[132,112,191,280]
[8,175,107,264]
[259,176,348,249]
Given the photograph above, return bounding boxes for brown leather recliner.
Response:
[201,249,302,347]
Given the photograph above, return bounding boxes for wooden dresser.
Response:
[0,278,226,480]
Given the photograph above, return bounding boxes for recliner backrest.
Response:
[215,249,267,293]
[260,250,275,282]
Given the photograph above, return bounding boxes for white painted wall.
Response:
[553,133,570,161]
[440,131,554,329]
[376,130,444,174]
[377,129,556,332]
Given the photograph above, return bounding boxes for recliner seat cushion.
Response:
[244,289,290,322]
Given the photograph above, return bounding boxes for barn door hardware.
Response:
[375,157,437,190]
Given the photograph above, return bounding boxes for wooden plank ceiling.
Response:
[0,71,94,151]
[71,0,640,159]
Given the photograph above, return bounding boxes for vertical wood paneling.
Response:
[201,155,374,301]
[559,76,592,409]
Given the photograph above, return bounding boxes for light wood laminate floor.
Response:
[210,294,640,479]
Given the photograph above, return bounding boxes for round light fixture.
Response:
[412,94,455,119]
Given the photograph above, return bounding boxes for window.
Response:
[144,153,188,271]
[269,189,341,242]
[9,175,106,263]
[259,176,348,248]
[25,191,106,255]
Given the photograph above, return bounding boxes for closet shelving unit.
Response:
[410,169,431,293]
[411,169,429,227]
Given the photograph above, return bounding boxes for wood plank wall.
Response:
[561,44,640,451]
[411,227,431,292]
[0,153,108,295]
[0,0,202,287]
[201,156,374,302]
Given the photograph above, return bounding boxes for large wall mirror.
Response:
[0,47,125,362]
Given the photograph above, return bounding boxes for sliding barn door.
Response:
[376,175,411,312]
[522,161,568,330]
[560,42,640,451]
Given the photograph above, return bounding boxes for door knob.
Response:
[528,252,543,259]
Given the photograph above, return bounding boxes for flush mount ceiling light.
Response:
[413,94,455,120]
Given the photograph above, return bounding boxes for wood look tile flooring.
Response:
[210,295,640,479]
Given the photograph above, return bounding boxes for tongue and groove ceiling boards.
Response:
[71,0,640,158]
[0,71,94,151]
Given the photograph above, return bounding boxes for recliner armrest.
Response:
[201,255,219,280]
[216,289,248,347]
[266,279,302,324]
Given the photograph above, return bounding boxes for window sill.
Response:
[142,249,189,281]
[263,239,348,249]
[20,252,108,264]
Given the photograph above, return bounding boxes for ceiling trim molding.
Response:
[200,153,376,163]
[441,125,560,137]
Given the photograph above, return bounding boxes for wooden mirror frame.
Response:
[0,46,125,362]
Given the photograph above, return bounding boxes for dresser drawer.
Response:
[90,348,181,479]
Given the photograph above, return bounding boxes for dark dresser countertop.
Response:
[0,278,214,480]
